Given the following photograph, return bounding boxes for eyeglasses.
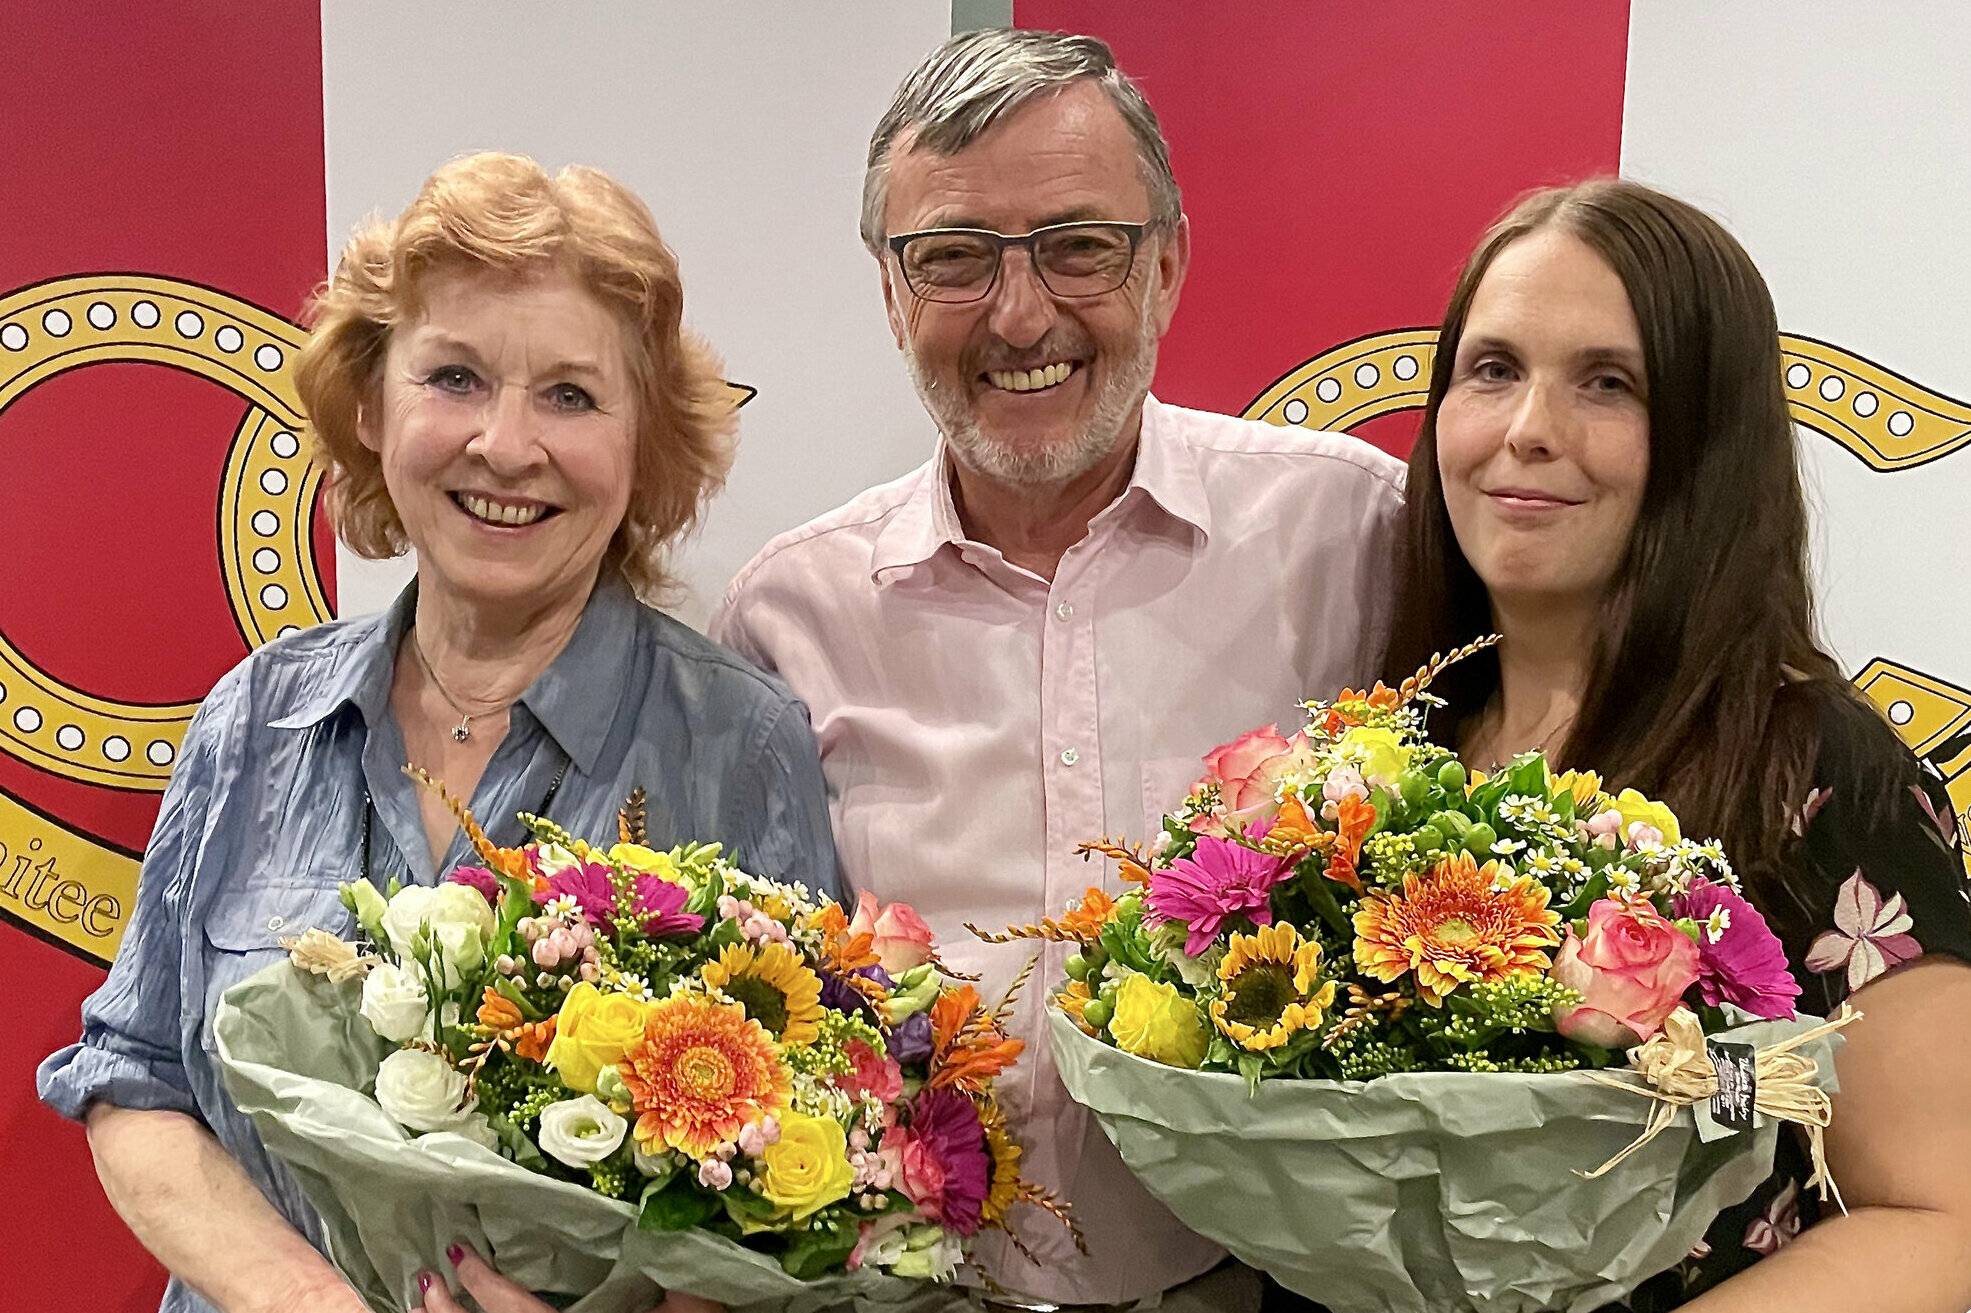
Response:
[886,221,1150,304]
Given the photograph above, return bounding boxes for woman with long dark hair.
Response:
[1387,179,1971,1310]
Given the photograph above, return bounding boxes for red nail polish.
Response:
[419,1273,434,1294]
[446,1243,466,1267]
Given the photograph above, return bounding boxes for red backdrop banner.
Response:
[0,6,327,1307]
[1012,1,1631,456]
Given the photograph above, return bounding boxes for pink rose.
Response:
[1551,898,1702,1048]
[879,1125,946,1212]
[1200,725,1318,819]
[840,1039,904,1104]
[847,892,935,973]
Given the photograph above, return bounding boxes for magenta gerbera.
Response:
[537,861,620,929]
[633,874,703,938]
[1673,879,1801,1019]
[893,1088,990,1235]
[1148,835,1293,955]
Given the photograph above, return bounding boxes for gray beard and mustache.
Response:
[902,279,1161,487]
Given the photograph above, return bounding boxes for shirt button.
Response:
[266,915,287,932]
[1060,747,1080,767]
[1054,601,1075,621]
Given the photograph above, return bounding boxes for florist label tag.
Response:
[1706,1040,1757,1131]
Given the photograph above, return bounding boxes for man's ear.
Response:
[1150,213,1191,340]
[878,259,910,351]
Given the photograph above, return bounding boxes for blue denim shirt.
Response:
[38,575,841,1313]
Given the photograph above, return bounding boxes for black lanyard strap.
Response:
[360,751,571,884]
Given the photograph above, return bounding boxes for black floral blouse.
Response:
[1623,693,1971,1310]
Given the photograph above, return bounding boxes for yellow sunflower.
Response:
[978,1099,1024,1226]
[1210,922,1338,1051]
[620,993,792,1159]
[700,941,825,1047]
[1352,852,1561,1004]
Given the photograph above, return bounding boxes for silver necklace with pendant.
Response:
[409,629,510,743]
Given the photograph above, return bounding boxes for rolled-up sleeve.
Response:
[727,697,843,903]
[37,687,226,1121]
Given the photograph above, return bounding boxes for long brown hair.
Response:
[1387,178,1900,938]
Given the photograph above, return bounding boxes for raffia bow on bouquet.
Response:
[1582,1003,1859,1201]
[982,643,1855,1313]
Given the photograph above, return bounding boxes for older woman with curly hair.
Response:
[39,151,840,1313]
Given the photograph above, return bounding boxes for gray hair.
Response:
[859,28,1183,253]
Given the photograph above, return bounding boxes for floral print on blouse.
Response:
[1623,694,1971,1310]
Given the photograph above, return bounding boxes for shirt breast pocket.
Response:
[1140,754,1204,837]
[199,881,354,1042]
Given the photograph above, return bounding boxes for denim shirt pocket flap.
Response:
[203,881,354,952]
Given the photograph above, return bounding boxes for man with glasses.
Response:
[713,28,1401,1313]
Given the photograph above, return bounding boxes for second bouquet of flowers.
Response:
[216,777,1070,1313]
[985,644,1850,1313]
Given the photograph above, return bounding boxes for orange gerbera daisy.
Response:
[620,994,791,1159]
[1352,852,1561,1004]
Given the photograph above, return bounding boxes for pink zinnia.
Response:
[1673,880,1801,1020]
[445,865,500,903]
[1148,835,1292,955]
[633,874,703,938]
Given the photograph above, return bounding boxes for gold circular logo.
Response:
[0,275,331,790]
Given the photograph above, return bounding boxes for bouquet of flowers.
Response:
[215,777,1071,1313]
[985,645,1851,1313]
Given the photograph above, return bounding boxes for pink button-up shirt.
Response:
[712,396,1404,1306]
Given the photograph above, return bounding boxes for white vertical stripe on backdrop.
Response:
[321,1,952,626]
[1620,0,1971,682]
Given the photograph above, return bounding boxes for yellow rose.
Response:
[545,983,653,1094]
[1109,974,1210,1069]
[1336,727,1413,788]
[758,1112,855,1222]
[607,843,684,883]
[1612,788,1682,845]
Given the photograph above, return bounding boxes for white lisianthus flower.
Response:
[890,1225,962,1281]
[536,1095,629,1168]
[373,1048,474,1133]
[531,842,585,878]
[344,880,391,947]
[879,964,940,1025]
[359,963,432,1041]
[381,884,496,985]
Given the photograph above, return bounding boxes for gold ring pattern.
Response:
[0,275,330,789]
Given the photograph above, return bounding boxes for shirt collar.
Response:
[869,393,1210,584]
[267,573,638,776]
[870,442,970,581]
[1122,393,1214,540]
[266,585,412,733]
[519,573,638,775]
